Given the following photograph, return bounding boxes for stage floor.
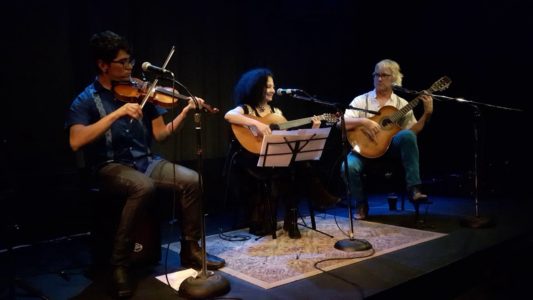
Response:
[2,193,532,300]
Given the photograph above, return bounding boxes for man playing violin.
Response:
[65,30,224,298]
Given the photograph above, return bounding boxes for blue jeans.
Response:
[341,130,421,207]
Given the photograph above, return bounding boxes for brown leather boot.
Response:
[180,240,226,270]
[112,266,133,298]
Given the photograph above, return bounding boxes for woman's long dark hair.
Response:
[233,68,273,107]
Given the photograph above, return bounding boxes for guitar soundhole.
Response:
[270,124,280,130]
[381,118,393,128]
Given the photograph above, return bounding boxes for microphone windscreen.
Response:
[141,62,151,71]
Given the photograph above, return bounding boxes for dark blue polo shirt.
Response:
[65,80,167,173]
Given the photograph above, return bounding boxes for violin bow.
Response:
[139,46,176,109]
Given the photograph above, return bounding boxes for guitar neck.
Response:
[276,117,313,130]
[398,97,420,116]
[390,97,420,123]
[391,76,451,123]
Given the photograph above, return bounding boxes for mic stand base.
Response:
[178,271,231,300]
[334,238,373,252]
[459,215,494,229]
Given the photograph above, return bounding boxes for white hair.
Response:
[375,59,403,86]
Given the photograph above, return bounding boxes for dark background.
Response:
[1,0,529,243]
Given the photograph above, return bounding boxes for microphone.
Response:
[141,62,174,77]
[276,88,302,96]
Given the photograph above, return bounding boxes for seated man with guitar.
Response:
[343,59,436,220]
[225,68,339,239]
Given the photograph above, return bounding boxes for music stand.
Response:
[276,90,373,251]
[257,127,333,238]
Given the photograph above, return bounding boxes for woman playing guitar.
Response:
[224,68,339,239]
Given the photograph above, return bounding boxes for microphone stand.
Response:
[165,79,230,299]
[286,92,373,251]
[397,89,523,228]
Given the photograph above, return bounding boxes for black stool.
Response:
[76,152,161,269]
[85,185,162,268]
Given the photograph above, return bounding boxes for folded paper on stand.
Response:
[257,127,331,167]
[155,268,198,290]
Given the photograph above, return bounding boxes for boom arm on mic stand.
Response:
[280,90,337,108]
[278,89,347,118]
[279,89,381,116]
[393,85,523,112]
[347,106,380,115]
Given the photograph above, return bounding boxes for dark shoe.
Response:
[283,208,301,239]
[354,202,369,220]
[112,266,133,298]
[408,185,429,203]
[180,241,225,270]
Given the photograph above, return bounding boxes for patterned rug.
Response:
[167,214,446,289]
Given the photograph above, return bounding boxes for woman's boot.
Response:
[283,208,301,239]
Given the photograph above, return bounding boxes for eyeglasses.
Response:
[110,58,136,67]
[372,72,392,78]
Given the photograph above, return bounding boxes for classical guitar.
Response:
[347,76,452,158]
[232,113,337,154]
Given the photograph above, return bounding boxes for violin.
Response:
[112,78,219,113]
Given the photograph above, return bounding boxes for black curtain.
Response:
[1,0,528,240]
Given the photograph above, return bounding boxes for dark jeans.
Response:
[97,160,201,267]
[342,129,422,207]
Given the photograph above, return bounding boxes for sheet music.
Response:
[257,127,331,167]
[155,268,198,290]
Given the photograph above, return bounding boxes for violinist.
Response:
[65,30,224,298]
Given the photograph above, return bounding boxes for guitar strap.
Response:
[92,87,114,161]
